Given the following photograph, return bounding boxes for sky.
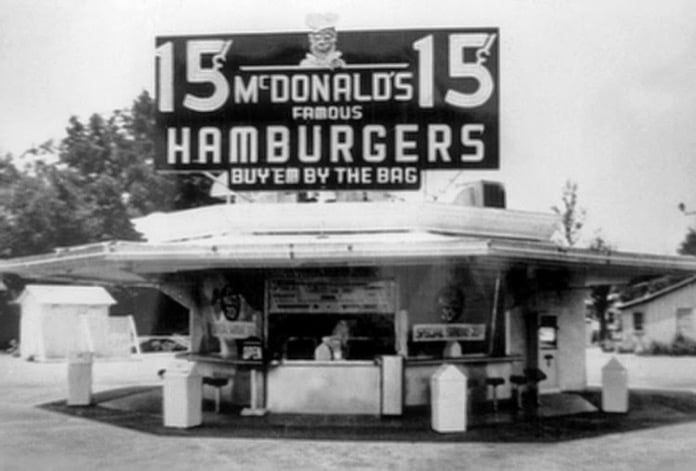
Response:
[1,0,695,255]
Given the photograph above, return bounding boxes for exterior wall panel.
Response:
[623,282,696,346]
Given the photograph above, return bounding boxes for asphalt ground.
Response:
[3,349,696,470]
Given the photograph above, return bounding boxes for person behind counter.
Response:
[314,320,350,361]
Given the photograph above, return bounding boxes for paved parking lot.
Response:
[2,350,696,471]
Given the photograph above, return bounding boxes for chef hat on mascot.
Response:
[306,13,339,32]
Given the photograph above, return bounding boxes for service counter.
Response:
[176,353,387,415]
[177,353,263,370]
[404,355,524,407]
[266,359,382,414]
[174,353,524,415]
[266,355,523,414]
[175,353,265,413]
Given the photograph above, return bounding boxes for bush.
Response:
[640,340,671,356]
[617,341,635,353]
[638,334,696,356]
[670,334,696,355]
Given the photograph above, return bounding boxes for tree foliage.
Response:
[59,91,216,216]
[0,91,216,258]
[678,228,696,256]
[552,180,586,247]
[587,234,615,342]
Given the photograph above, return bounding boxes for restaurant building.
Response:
[2,198,696,417]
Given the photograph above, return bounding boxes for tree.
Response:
[552,180,586,247]
[0,91,216,258]
[0,166,95,257]
[551,180,611,344]
[588,235,615,343]
[0,154,20,187]
[59,92,216,217]
[678,228,696,256]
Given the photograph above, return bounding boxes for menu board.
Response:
[268,279,395,314]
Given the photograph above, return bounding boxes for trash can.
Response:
[67,351,93,406]
[602,357,628,413]
[163,360,203,428]
[431,364,468,432]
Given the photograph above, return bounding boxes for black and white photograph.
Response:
[2,1,696,469]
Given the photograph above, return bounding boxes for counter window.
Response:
[196,273,265,359]
[266,278,397,361]
[406,266,505,359]
[539,315,558,350]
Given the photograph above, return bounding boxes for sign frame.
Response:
[155,25,500,191]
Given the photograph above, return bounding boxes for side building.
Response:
[618,275,696,351]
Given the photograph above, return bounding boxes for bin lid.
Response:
[165,359,197,375]
[602,357,627,372]
[68,351,93,363]
[431,363,466,381]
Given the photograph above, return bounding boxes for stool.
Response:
[485,377,505,412]
[523,368,547,407]
[509,375,527,410]
[203,377,229,413]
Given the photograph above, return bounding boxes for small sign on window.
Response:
[412,323,486,342]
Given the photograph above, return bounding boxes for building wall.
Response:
[41,305,110,359]
[622,283,696,346]
[533,286,589,391]
[20,299,112,360]
[19,296,41,359]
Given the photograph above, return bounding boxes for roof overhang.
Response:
[616,275,696,310]
[3,202,695,286]
[2,233,696,286]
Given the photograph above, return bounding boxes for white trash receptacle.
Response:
[431,364,468,432]
[602,357,628,413]
[67,351,93,406]
[163,361,202,428]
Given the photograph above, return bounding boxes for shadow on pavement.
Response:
[37,387,696,443]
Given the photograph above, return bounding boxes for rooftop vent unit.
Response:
[452,181,506,209]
